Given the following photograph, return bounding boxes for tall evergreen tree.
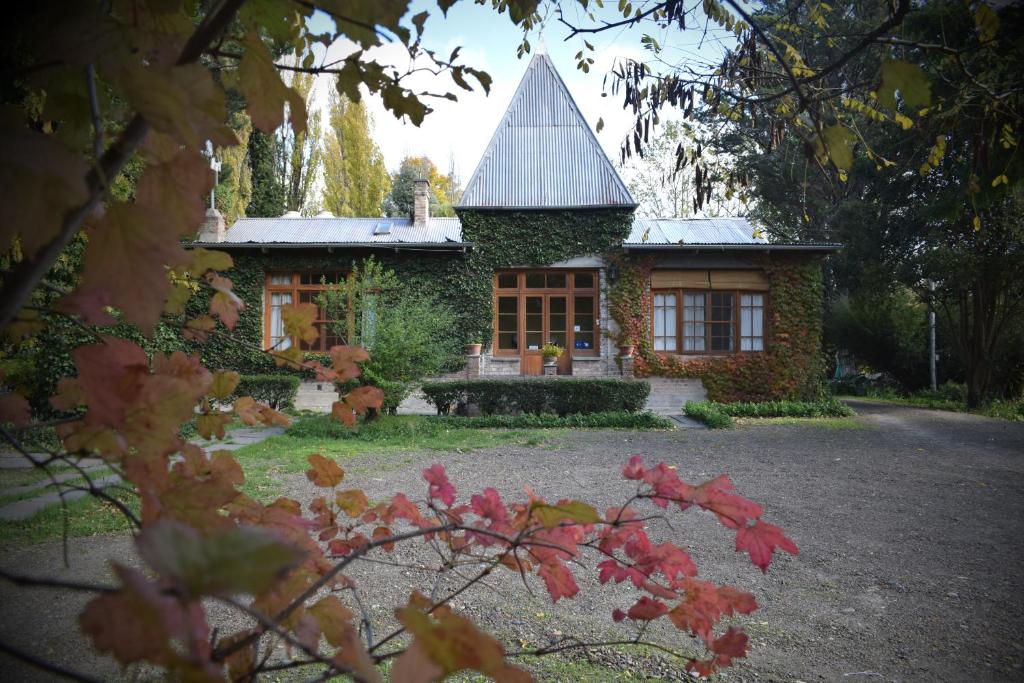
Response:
[245,129,285,217]
[322,91,390,217]
[384,156,457,218]
[276,72,321,214]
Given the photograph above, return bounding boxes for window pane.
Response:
[498,272,517,288]
[525,273,545,288]
[740,292,764,352]
[574,295,595,350]
[498,332,518,350]
[546,272,566,288]
[270,274,291,285]
[574,272,594,288]
[498,297,517,314]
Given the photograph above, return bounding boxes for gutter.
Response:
[622,243,844,253]
[187,242,473,251]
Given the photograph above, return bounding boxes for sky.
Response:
[301,1,735,184]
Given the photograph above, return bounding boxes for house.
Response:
[193,52,839,402]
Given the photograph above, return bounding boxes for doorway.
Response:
[492,270,599,375]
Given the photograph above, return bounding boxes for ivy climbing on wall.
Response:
[609,254,827,402]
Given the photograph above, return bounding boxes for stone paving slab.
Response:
[0,469,111,499]
[0,454,106,470]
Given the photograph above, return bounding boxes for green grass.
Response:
[733,416,865,429]
[840,393,1024,421]
[0,486,137,546]
[236,415,562,500]
[429,411,674,430]
[685,398,856,429]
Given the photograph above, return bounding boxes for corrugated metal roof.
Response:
[195,216,465,247]
[458,52,636,210]
[625,217,842,251]
[626,218,768,245]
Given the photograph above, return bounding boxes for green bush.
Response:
[685,398,854,428]
[233,375,300,410]
[684,402,734,429]
[421,379,651,416]
[431,411,673,430]
[336,368,411,416]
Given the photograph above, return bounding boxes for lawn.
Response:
[234,414,562,499]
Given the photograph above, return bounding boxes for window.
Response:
[265,272,346,352]
[653,293,677,351]
[740,293,764,351]
[652,289,765,354]
[493,270,599,355]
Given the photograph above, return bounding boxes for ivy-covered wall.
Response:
[617,253,827,401]
[456,208,634,346]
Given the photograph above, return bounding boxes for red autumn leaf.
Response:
[372,525,395,551]
[612,608,627,623]
[329,345,369,381]
[423,464,456,507]
[209,290,241,331]
[471,487,508,524]
[345,385,384,415]
[711,626,749,665]
[622,455,645,480]
[331,400,357,427]
[67,336,149,427]
[626,596,669,621]
[717,585,758,615]
[281,303,319,344]
[687,659,717,678]
[306,453,345,488]
[387,493,423,525]
[0,392,31,427]
[668,578,726,639]
[538,561,579,603]
[736,520,798,572]
[691,475,764,529]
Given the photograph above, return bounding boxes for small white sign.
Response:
[573,325,581,332]
[528,344,539,350]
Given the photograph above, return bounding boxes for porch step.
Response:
[294,381,337,413]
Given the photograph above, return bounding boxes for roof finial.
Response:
[536,29,547,55]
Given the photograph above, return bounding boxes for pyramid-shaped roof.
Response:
[458,52,636,210]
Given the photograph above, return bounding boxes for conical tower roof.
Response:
[458,52,636,210]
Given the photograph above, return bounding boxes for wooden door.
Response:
[548,295,570,374]
[522,295,544,375]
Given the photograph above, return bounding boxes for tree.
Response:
[0,2,793,680]
[214,112,253,225]
[322,90,391,217]
[384,155,458,218]
[245,129,285,218]
[276,72,322,214]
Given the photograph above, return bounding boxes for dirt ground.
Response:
[2,401,1023,682]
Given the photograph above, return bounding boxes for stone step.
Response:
[294,381,337,412]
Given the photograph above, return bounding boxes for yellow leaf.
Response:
[237,31,307,134]
[973,216,981,232]
[210,371,240,400]
[530,501,600,529]
[893,112,913,130]
[877,59,931,111]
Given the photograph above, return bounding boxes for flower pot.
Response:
[543,356,557,366]
[465,343,482,356]
[618,344,635,358]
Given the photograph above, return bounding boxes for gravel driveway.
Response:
[2,401,1022,681]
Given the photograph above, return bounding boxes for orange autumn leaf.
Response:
[232,396,262,425]
[336,489,370,517]
[0,392,31,427]
[344,386,384,415]
[306,453,344,488]
[329,345,369,381]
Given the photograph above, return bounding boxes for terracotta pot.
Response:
[618,344,635,358]
[465,343,482,356]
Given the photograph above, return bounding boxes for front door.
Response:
[492,270,600,376]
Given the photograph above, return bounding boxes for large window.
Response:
[652,290,765,354]
[265,271,346,352]
[493,270,599,355]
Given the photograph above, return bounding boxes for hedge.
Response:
[430,411,673,430]
[420,379,651,416]
[232,375,300,410]
[685,398,854,428]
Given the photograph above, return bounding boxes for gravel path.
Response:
[1,402,1022,681]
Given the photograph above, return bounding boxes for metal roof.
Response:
[625,217,842,251]
[458,52,636,210]
[194,216,466,248]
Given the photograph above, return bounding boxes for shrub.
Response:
[232,375,300,410]
[421,379,651,416]
[684,402,734,429]
[431,411,674,429]
[685,398,854,428]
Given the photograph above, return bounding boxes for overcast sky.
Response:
[303,1,733,183]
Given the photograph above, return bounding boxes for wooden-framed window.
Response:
[264,271,346,352]
[492,270,599,356]
[652,289,766,354]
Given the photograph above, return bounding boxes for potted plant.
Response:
[541,343,563,366]
[465,341,482,356]
[617,338,635,358]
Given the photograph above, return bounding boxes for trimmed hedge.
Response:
[421,379,650,416]
[431,411,673,430]
[233,375,300,411]
[685,398,854,428]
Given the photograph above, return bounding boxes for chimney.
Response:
[413,178,430,228]
[197,207,226,242]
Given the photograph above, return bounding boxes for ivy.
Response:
[609,254,827,402]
